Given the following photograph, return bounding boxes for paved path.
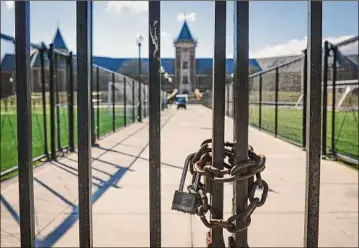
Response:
[1,105,358,247]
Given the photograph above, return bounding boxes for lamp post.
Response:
[137,34,144,122]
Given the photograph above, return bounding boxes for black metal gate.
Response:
[12,1,326,247]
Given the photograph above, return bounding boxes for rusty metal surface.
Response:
[211,2,227,247]
[173,139,268,246]
[76,1,93,247]
[148,1,161,247]
[14,1,36,246]
[304,2,322,247]
[232,1,250,246]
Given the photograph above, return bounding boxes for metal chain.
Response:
[186,139,268,236]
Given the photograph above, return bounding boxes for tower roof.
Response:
[176,21,194,42]
[52,28,68,50]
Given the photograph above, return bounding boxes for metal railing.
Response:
[0,28,167,178]
[203,36,359,166]
[3,1,328,247]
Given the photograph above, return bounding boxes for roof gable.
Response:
[176,21,194,42]
[53,28,68,50]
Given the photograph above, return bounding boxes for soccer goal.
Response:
[294,79,359,111]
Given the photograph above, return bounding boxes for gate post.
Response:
[48,44,56,160]
[304,2,322,247]
[148,2,161,246]
[322,41,329,157]
[15,2,36,246]
[210,2,226,247]
[302,49,307,148]
[274,68,279,136]
[232,1,250,246]
[96,67,100,139]
[330,46,337,156]
[68,52,75,152]
[40,49,49,157]
[76,1,93,246]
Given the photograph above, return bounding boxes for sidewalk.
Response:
[1,105,357,247]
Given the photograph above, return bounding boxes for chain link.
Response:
[185,138,268,236]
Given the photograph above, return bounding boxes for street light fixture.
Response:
[136,34,143,122]
[168,77,173,83]
[164,72,169,79]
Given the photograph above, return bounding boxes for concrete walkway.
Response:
[1,105,357,247]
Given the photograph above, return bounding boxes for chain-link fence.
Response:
[203,36,358,165]
[324,37,358,163]
[1,34,168,177]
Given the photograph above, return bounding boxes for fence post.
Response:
[148,1,161,246]
[274,68,279,136]
[90,70,95,144]
[48,43,56,160]
[112,72,115,132]
[331,46,337,156]
[259,74,262,129]
[233,1,250,246]
[96,67,100,139]
[14,2,35,246]
[132,80,136,123]
[40,49,49,157]
[54,54,62,152]
[68,52,75,152]
[304,2,322,247]
[144,87,147,118]
[302,49,308,148]
[226,83,230,116]
[210,2,226,247]
[124,77,127,126]
[322,41,329,157]
[76,1,93,247]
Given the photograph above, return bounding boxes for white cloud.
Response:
[176,12,196,23]
[251,35,356,58]
[5,1,14,9]
[105,1,148,14]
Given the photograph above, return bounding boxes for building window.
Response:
[183,61,188,69]
[183,48,188,52]
[183,76,188,84]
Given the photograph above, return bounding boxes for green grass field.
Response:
[1,105,135,173]
[248,105,358,159]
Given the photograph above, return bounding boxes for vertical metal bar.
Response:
[226,83,230,116]
[96,67,100,139]
[90,5,95,145]
[274,68,279,136]
[302,50,308,148]
[148,2,161,246]
[132,80,136,123]
[259,74,262,129]
[331,47,337,156]
[90,73,95,143]
[144,86,147,118]
[48,44,56,160]
[15,2,35,246]
[304,2,322,247]
[54,54,62,151]
[112,72,115,131]
[40,49,49,157]
[76,1,93,247]
[68,52,75,152]
[322,41,329,156]
[124,77,127,126]
[211,2,226,247]
[233,1,249,246]
[138,46,142,122]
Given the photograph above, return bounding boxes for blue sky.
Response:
[1,1,358,59]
